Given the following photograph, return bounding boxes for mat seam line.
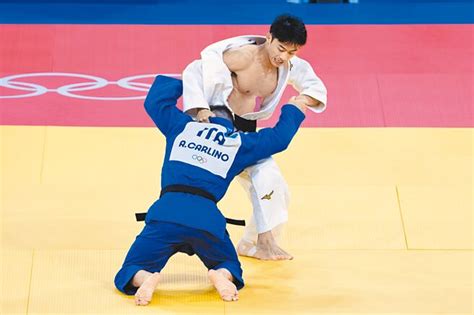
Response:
[26,249,35,314]
[395,185,409,250]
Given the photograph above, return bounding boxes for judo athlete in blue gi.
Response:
[114,75,307,305]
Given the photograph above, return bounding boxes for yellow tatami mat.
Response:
[398,185,472,249]
[1,250,33,314]
[1,126,472,314]
[28,251,224,314]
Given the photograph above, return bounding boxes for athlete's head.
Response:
[210,105,233,122]
[266,14,307,67]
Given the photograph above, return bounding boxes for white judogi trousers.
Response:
[237,157,289,242]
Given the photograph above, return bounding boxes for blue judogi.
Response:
[114,75,305,294]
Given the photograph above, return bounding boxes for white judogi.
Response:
[182,35,327,241]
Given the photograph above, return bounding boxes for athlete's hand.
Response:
[288,95,307,114]
[298,94,324,111]
[196,108,216,123]
[297,94,317,106]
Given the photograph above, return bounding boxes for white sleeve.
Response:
[288,57,328,113]
[182,59,210,114]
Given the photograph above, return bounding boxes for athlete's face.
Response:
[265,33,301,67]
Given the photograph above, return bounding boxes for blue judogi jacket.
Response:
[144,76,305,239]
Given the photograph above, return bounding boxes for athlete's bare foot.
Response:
[237,231,293,260]
[208,269,238,302]
[132,271,160,306]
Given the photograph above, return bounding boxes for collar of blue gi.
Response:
[209,117,235,133]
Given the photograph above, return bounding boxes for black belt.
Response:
[161,184,217,202]
[135,184,246,226]
[234,114,257,132]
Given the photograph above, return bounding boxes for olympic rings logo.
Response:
[0,72,181,101]
[192,154,207,164]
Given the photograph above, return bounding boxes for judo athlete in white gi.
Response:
[182,15,327,260]
[114,75,308,305]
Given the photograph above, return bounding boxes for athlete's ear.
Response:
[266,32,272,42]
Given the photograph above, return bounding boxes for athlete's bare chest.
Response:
[233,65,278,98]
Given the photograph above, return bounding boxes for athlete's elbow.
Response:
[274,137,291,153]
[143,99,153,116]
[144,99,164,122]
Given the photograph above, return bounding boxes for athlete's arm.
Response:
[144,76,190,136]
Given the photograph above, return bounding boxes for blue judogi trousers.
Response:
[114,221,244,295]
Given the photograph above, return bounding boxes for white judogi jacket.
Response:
[181,35,328,236]
[182,35,327,120]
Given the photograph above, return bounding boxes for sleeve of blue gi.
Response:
[144,75,190,136]
[238,104,305,166]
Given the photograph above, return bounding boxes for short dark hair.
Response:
[210,105,234,122]
[270,14,307,46]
